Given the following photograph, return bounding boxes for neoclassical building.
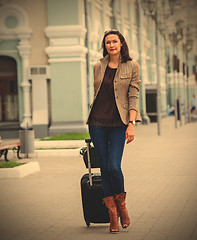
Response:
[0,0,196,138]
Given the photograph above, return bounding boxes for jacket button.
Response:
[116,96,118,99]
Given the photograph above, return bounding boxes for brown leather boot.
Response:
[115,192,130,228]
[103,196,119,233]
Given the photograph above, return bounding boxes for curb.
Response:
[4,148,81,159]
[33,140,84,158]
[0,161,40,179]
[34,140,85,149]
[34,148,81,157]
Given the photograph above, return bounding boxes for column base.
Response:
[20,118,32,129]
[49,121,88,136]
[33,125,49,138]
[141,113,150,124]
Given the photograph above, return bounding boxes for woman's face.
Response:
[105,34,122,56]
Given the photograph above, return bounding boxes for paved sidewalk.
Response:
[0,118,197,240]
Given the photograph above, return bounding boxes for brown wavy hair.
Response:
[101,29,132,63]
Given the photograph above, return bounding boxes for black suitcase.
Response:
[80,139,110,227]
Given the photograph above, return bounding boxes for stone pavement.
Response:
[0,117,197,240]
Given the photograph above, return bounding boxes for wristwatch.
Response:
[129,120,136,126]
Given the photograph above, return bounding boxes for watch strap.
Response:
[129,120,135,125]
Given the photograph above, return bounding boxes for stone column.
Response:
[31,68,49,138]
[148,19,156,84]
[128,1,139,60]
[45,0,88,135]
[137,0,150,124]
[17,38,32,129]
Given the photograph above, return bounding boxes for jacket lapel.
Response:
[100,55,109,81]
[100,55,131,85]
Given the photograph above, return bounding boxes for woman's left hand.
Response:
[125,124,135,144]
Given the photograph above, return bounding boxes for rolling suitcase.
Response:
[80,138,110,227]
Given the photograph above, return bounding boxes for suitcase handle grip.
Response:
[85,138,92,144]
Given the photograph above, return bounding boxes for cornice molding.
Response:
[45,25,86,39]
[45,25,88,62]
[45,45,87,60]
[0,28,32,40]
[48,57,86,63]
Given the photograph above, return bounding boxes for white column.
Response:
[102,0,106,29]
[129,1,139,59]
[137,0,150,124]
[17,40,32,129]
[120,0,124,33]
[149,19,156,84]
[32,78,48,125]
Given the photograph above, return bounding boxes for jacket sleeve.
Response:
[128,61,141,111]
[93,64,96,97]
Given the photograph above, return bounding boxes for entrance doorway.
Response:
[0,56,19,122]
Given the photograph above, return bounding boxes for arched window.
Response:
[0,56,19,122]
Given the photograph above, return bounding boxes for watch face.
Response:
[129,121,135,125]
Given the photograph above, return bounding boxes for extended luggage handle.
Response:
[85,138,93,186]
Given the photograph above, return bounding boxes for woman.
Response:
[87,29,141,233]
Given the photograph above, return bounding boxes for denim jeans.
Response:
[88,124,127,197]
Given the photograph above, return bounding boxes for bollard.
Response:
[19,127,35,157]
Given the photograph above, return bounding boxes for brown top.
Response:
[88,66,125,127]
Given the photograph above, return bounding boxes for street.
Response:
[0,117,197,240]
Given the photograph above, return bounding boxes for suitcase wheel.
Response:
[86,222,90,227]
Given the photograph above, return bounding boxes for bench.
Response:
[0,142,22,162]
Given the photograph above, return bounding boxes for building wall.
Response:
[0,0,196,138]
[3,0,48,65]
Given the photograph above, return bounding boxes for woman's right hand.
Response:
[125,124,135,144]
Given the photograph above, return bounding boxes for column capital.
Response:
[17,28,32,58]
[17,44,31,59]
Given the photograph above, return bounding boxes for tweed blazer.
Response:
[87,54,142,125]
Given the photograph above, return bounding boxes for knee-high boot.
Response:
[115,192,130,228]
[103,196,119,233]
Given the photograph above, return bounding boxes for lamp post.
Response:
[168,32,183,128]
[141,0,174,135]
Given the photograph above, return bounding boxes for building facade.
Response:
[0,0,196,138]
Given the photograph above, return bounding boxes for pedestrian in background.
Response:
[87,29,142,233]
[176,96,181,120]
[191,94,196,113]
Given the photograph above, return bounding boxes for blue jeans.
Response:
[88,125,127,197]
